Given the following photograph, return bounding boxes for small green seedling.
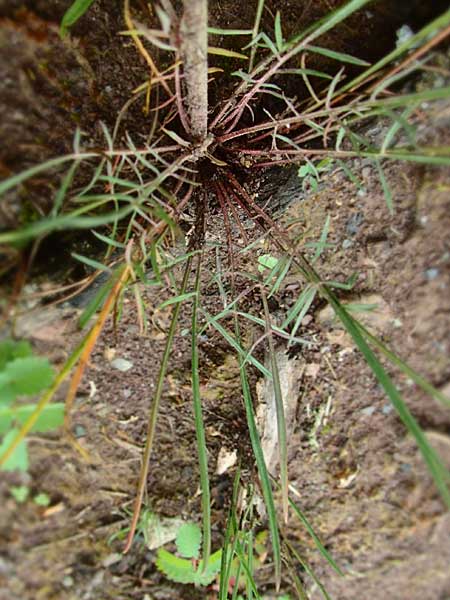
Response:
[9,486,51,506]
[0,339,62,472]
[156,522,222,586]
[10,485,30,503]
[257,254,279,273]
[34,492,51,507]
[298,158,334,192]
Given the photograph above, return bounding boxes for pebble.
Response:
[382,404,393,415]
[342,239,353,249]
[62,576,74,588]
[362,166,372,179]
[102,553,122,568]
[425,268,439,281]
[361,406,376,416]
[346,212,364,236]
[73,425,87,439]
[111,358,133,372]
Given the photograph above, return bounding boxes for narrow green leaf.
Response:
[374,159,394,215]
[208,47,248,60]
[202,311,272,379]
[287,491,342,575]
[208,27,253,35]
[71,252,112,273]
[92,231,126,249]
[306,44,370,66]
[61,0,96,37]
[52,160,80,216]
[158,291,197,309]
[313,215,331,262]
[234,316,281,590]
[274,11,284,52]
[162,128,190,148]
[284,538,334,600]
[328,298,450,508]
[78,271,118,329]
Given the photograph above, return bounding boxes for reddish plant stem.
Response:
[214,182,236,281]
[217,180,249,245]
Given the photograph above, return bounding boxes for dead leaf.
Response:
[216,447,238,475]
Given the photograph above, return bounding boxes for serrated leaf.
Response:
[155,547,222,586]
[176,523,201,559]
[192,549,222,586]
[0,403,65,434]
[0,357,54,402]
[0,374,15,405]
[0,339,32,370]
[0,428,28,472]
[155,549,197,584]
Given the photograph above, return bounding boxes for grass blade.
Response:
[234,316,282,590]
[124,257,193,553]
[261,288,289,524]
[286,485,342,576]
[306,44,370,66]
[328,296,450,508]
[284,537,334,600]
[191,254,211,571]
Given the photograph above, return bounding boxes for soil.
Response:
[1,2,450,600]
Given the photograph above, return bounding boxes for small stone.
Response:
[342,239,353,249]
[301,314,313,326]
[122,389,132,399]
[73,425,86,439]
[382,404,393,415]
[425,268,439,281]
[346,212,364,236]
[62,576,74,588]
[102,553,122,568]
[111,358,133,372]
[362,166,371,179]
[361,406,376,416]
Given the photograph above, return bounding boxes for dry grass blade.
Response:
[63,263,132,432]
[123,256,193,553]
